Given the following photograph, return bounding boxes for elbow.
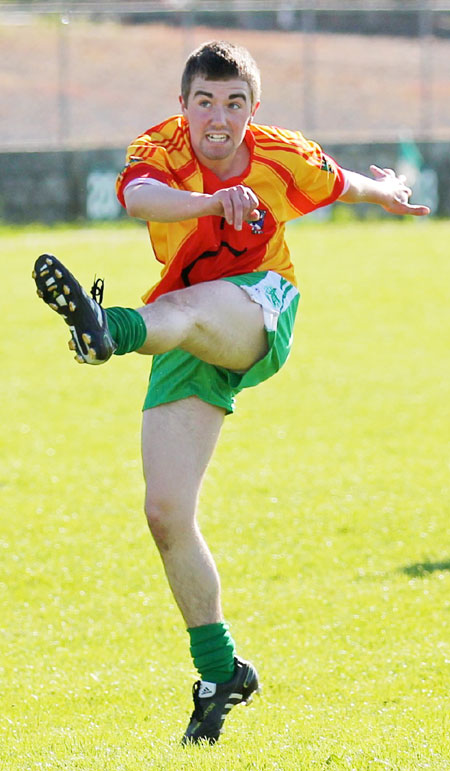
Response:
[338,190,357,205]
[124,193,144,220]
[124,187,152,220]
[126,200,145,219]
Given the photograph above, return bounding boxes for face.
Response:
[180,76,259,168]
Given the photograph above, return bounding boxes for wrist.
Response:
[196,192,222,218]
[366,180,390,207]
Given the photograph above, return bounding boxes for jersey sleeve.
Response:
[116,133,173,208]
[252,125,345,219]
[293,135,345,212]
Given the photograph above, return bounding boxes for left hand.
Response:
[370,165,431,216]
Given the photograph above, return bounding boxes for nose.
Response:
[209,104,227,126]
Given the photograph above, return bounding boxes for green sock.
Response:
[188,622,236,684]
[105,307,147,356]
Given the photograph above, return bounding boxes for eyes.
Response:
[197,99,243,111]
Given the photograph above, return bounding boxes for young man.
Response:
[33,41,429,745]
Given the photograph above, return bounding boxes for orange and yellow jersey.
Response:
[116,115,345,303]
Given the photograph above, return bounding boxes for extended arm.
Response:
[339,165,430,216]
[124,180,260,230]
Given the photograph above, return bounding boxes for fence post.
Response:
[57,13,70,146]
[181,2,196,61]
[301,3,317,133]
[419,0,433,138]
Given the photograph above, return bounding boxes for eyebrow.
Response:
[193,89,247,101]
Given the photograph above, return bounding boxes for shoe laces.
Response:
[90,276,104,305]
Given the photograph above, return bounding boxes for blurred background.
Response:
[1,0,449,222]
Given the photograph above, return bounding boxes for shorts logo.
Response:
[250,210,267,234]
[264,286,282,309]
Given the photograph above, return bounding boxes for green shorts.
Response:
[143,271,300,414]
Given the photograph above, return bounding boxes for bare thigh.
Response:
[138,279,268,371]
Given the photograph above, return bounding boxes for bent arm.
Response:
[124,179,260,230]
[124,180,217,222]
[339,165,430,216]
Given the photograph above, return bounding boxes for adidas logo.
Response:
[199,681,217,698]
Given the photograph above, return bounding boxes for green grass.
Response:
[1,219,449,770]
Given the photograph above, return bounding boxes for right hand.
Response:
[210,185,260,231]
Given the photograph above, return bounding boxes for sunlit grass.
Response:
[1,220,449,770]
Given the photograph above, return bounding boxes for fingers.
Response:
[370,164,397,180]
[228,186,258,230]
[385,197,431,216]
[372,166,413,201]
[396,182,413,205]
[396,203,431,217]
[213,185,260,231]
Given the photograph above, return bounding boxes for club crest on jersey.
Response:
[250,209,267,234]
[320,156,335,173]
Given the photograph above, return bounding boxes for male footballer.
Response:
[33,41,429,744]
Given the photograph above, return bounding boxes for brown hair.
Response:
[181,41,261,107]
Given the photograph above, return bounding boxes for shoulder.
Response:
[127,115,191,161]
[142,115,188,146]
[121,115,200,189]
[250,122,309,149]
[249,122,324,164]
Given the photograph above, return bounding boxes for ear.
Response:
[179,94,188,116]
[250,100,260,122]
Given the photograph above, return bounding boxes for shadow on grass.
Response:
[401,559,450,577]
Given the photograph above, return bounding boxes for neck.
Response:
[199,141,250,181]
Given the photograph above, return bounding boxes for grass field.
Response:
[1,219,449,770]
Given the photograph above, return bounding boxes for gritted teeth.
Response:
[206,133,228,142]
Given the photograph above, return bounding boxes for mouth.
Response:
[205,133,229,144]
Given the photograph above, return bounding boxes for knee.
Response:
[144,494,189,552]
[155,290,199,336]
[145,497,171,551]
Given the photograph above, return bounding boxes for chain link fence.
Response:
[1,1,450,150]
[0,1,449,220]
